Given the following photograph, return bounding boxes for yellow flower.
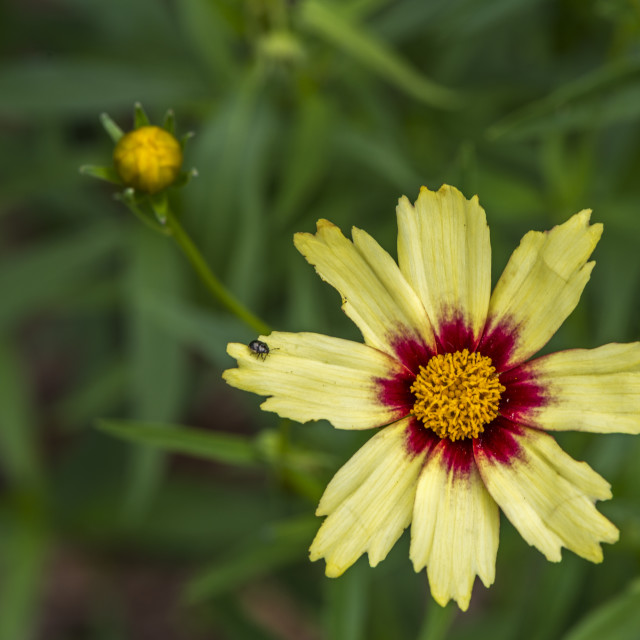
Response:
[113,125,183,194]
[223,185,640,611]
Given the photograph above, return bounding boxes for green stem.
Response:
[164,209,271,336]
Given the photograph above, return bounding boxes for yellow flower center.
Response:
[113,126,183,194]
[410,349,505,441]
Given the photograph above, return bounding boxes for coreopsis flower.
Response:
[81,104,197,231]
[113,125,183,194]
[81,106,191,196]
[223,185,640,610]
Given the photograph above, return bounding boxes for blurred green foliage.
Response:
[2,0,640,638]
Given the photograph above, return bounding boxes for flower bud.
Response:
[113,125,183,194]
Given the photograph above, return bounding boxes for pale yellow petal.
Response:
[480,211,602,369]
[310,419,429,576]
[518,343,640,434]
[293,220,435,357]
[410,442,499,611]
[397,185,491,347]
[223,332,406,430]
[475,426,618,563]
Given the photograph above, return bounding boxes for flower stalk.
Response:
[163,207,271,336]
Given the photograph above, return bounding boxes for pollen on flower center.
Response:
[410,349,505,442]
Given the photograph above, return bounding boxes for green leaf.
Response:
[56,360,128,431]
[0,220,123,329]
[174,0,239,82]
[488,56,640,140]
[521,556,587,640]
[184,515,317,603]
[96,420,259,467]
[326,559,370,640]
[0,59,203,117]
[562,578,640,640]
[300,0,460,109]
[273,94,333,227]
[337,126,423,192]
[0,505,49,640]
[0,339,41,486]
[417,599,456,640]
[135,292,247,367]
[226,102,275,304]
[122,227,189,523]
[127,227,188,422]
[181,75,264,270]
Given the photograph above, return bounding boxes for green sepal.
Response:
[150,192,169,225]
[133,102,151,128]
[180,131,195,150]
[172,168,198,188]
[78,164,122,184]
[116,188,170,235]
[162,109,176,135]
[99,113,123,143]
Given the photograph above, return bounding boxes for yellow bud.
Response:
[113,126,183,194]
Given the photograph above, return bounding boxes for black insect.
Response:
[248,339,270,361]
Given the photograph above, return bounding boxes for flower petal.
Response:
[310,418,433,576]
[479,211,602,370]
[223,332,406,430]
[396,185,491,349]
[294,220,435,357]
[513,342,640,434]
[475,423,618,563]
[410,441,499,611]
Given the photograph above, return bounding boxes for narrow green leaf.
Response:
[0,506,49,640]
[326,559,370,640]
[417,599,456,640]
[56,360,128,431]
[524,556,587,640]
[122,227,188,523]
[184,516,316,603]
[226,102,275,303]
[488,56,640,140]
[128,227,188,423]
[337,126,423,192]
[562,578,640,640]
[300,0,460,109]
[135,292,247,366]
[0,339,41,486]
[181,75,263,269]
[273,95,334,226]
[96,420,259,467]
[174,0,239,82]
[0,60,203,117]
[0,220,122,329]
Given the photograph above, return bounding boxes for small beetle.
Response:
[248,339,270,361]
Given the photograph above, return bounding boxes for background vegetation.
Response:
[2,0,640,638]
